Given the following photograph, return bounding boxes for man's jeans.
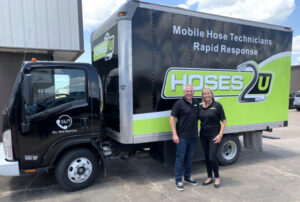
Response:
[175,137,197,183]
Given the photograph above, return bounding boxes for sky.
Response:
[77,0,300,65]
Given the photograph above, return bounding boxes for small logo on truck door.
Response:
[56,115,72,130]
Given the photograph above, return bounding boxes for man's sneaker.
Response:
[176,182,184,191]
[184,177,199,186]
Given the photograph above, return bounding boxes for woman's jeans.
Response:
[175,137,197,183]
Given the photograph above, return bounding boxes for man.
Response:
[169,85,199,191]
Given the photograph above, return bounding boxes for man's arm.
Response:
[170,115,179,144]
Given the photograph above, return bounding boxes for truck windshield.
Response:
[26,68,86,117]
[296,91,300,97]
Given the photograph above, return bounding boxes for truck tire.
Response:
[55,148,99,191]
[297,108,300,111]
[217,135,241,165]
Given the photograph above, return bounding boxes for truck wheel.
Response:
[217,135,241,165]
[55,148,99,191]
[297,108,300,111]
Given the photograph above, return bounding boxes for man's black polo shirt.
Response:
[171,97,199,138]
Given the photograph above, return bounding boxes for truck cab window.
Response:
[26,68,86,117]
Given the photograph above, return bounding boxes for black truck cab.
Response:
[1,61,104,191]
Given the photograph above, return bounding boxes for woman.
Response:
[199,88,226,188]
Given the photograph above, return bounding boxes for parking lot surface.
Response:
[0,110,300,202]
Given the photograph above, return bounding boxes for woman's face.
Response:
[202,89,213,102]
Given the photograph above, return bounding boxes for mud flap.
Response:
[91,140,107,178]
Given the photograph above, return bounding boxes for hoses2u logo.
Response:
[161,61,273,103]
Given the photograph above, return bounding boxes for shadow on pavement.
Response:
[2,143,299,201]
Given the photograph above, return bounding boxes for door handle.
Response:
[21,121,30,133]
[81,118,89,130]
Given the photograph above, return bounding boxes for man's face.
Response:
[184,86,194,100]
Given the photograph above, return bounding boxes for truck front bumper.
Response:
[0,143,20,176]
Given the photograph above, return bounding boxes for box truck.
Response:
[0,1,292,191]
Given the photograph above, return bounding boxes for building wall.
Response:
[291,65,300,94]
[0,0,83,61]
[0,0,83,52]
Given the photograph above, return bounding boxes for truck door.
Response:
[19,66,92,168]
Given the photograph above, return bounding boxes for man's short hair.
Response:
[184,85,194,91]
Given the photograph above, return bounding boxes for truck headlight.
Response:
[3,129,13,160]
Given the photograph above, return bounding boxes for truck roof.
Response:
[23,60,90,66]
[139,1,292,32]
[91,0,292,42]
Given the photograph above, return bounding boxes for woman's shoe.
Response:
[214,183,221,188]
[214,179,221,188]
[202,179,213,186]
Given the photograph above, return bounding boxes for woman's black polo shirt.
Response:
[171,97,199,138]
[199,101,226,137]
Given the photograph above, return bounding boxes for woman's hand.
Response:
[173,134,179,144]
[213,134,222,144]
[213,119,226,144]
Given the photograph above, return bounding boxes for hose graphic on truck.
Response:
[161,60,273,103]
[237,61,265,103]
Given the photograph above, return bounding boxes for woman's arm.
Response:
[213,119,226,143]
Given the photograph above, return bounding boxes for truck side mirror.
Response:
[22,74,33,105]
